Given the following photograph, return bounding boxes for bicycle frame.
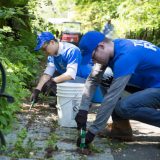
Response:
[0,62,14,146]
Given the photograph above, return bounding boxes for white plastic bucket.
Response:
[56,82,84,127]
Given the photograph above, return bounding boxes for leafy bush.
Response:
[0,26,44,131]
[125,27,160,45]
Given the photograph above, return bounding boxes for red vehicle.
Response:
[60,22,82,46]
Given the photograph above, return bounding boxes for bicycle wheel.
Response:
[0,62,6,94]
[0,62,6,146]
[0,131,5,146]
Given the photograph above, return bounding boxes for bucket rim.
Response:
[57,82,84,87]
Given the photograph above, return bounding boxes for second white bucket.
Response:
[56,81,84,128]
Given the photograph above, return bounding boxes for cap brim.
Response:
[34,41,45,51]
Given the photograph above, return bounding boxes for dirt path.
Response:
[1,101,159,160]
[0,102,113,160]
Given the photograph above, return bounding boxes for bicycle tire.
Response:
[0,62,6,93]
[0,130,5,146]
[0,62,6,146]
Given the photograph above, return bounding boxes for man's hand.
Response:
[101,76,113,88]
[75,110,88,130]
[41,79,57,96]
[30,89,40,103]
[76,131,95,148]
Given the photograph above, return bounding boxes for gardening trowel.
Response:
[29,100,35,111]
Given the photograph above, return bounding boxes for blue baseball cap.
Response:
[34,32,55,51]
[79,31,105,64]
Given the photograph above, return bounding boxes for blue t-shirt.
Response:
[109,39,160,89]
[47,42,91,79]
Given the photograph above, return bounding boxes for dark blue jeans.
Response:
[113,88,160,127]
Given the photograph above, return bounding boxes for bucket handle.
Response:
[58,93,80,108]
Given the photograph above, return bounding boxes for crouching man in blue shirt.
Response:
[75,31,160,147]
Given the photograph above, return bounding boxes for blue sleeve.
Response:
[47,56,54,63]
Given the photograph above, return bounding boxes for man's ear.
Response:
[99,41,105,46]
[50,40,55,44]
[98,41,105,49]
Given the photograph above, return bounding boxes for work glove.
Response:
[76,130,95,148]
[75,110,88,130]
[41,79,57,96]
[30,89,40,103]
[101,76,113,88]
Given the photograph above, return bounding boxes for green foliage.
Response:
[10,0,28,6]
[74,0,123,32]
[0,29,42,85]
[0,24,43,131]
[116,0,160,36]
[104,138,127,152]
[46,133,59,149]
[0,0,28,7]
[0,6,30,29]
[8,128,36,158]
[88,143,104,153]
[125,27,160,45]
[54,0,75,18]
[0,7,24,19]
[0,54,29,130]
[27,0,55,33]
[0,1,47,133]
[73,0,160,41]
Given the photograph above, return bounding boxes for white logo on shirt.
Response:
[131,40,157,52]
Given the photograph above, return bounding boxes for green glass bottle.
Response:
[80,129,86,149]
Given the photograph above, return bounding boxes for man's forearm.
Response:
[53,74,72,83]
[89,75,131,135]
[79,76,99,111]
[79,63,106,111]
[36,74,51,90]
